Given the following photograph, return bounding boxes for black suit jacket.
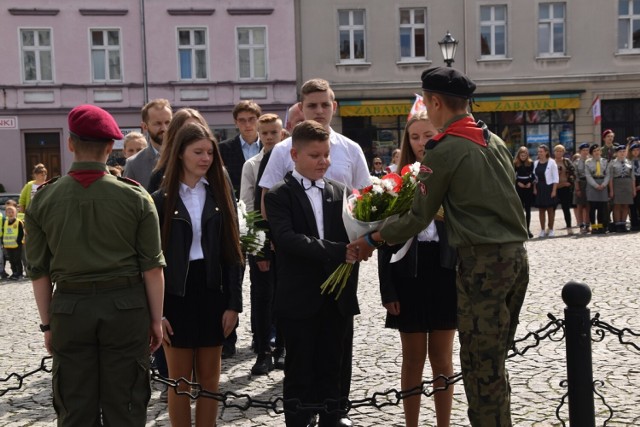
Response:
[218,135,260,199]
[264,172,360,319]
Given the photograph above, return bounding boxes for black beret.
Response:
[578,143,590,150]
[630,143,640,150]
[615,144,626,152]
[68,104,124,142]
[421,67,476,99]
[589,144,600,155]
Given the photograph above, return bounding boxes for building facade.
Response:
[296,0,640,167]
[0,0,296,192]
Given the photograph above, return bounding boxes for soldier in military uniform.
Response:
[350,67,529,426]
[573,143,591,233]
[26,104,166,427]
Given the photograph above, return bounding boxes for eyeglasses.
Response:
[374,162,382,165]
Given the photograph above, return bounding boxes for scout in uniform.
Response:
[608,144,635,232]
[584,144,610,234]
[350,67,529,427]
[26,104,166,427]
[573,143,591,233]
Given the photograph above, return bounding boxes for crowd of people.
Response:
[514,129,640,237]
[23,65,636,427]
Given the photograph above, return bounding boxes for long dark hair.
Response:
[159,122,243,265]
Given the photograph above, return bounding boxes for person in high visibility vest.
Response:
[2,205,24,280]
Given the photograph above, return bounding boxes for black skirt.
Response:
[163,259,226,348]
[385,241,457,333]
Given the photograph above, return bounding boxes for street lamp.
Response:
[438,31,459,67]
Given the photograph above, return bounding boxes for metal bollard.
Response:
[562,281,595,427]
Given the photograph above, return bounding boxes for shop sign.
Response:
[0,117,18,129]
[340,100,412,117]
[473,94,581,112]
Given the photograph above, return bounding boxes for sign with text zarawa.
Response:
[0,117,18,129]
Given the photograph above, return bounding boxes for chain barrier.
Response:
[1,314,637,426]
[591,313,640,352]
[0,356,52,397]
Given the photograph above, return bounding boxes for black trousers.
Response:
[589,201,608,226]
[249,255,275,354]
[556,186,573,227]
[6,247,22,276]
[631,178,640,228]
[280,302,350,427]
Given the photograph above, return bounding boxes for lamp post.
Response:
[438,31,459,67]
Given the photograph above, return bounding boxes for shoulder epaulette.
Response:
[116,176,142,187]
[36,176,61,192]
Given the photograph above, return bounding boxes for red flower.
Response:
[400,164,412,176]
[381,173,402,193]
[361,185,373,194]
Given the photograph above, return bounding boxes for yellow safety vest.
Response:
[3,219,21,249]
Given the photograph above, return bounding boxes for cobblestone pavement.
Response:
[1,219,639,426]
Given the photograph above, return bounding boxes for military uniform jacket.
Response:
[26,161,166,283]
[379,114,527,247]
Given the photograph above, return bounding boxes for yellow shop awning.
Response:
[339,99,412,117]
[473,93,581,112]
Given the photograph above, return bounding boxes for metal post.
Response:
[562,281,595,426]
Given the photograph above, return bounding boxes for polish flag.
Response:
[592,96,601,125]
[408,94,426,119]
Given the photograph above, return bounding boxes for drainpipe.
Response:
[139,0,149,103]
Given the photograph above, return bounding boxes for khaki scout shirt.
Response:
[26,161,165,282]
[380,114,528,247]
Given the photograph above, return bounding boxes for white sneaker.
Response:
[548,230,555,237]
[538,230,546,238]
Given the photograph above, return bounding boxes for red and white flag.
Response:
[591,96,601,125]
[408,94,426,119]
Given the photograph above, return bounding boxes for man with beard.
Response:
[124,99,172,189]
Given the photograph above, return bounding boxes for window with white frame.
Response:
[480,5,507,57]
[538,3,566,56]
[338,9,366,61]
[20,29,53,82]
[237,27,267,80]
[399,8,427,60]
[178,28,208,80]
[618,0,640,50]
[91,29,122,82]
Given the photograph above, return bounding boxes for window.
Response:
[338,9,366,61]
[399,8,427,60]
[91,29,122,82]
[480,5,507,57]
[20,29,53,82]
[237,27,266,80]
[178,28,208,80]
[618,0,640,50]
[538,3,565,56]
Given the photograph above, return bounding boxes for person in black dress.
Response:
[152,122,243,426]
[533,145,559,237]
[513,146,535,238]
[378,111,457,427]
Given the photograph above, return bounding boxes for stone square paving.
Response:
[1,221,639,426]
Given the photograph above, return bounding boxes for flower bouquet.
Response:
[237,200,268,256]
[320,162,424,299]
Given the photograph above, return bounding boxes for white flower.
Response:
[381,179,395,192]
[237,199,247,215]
[372,184,384,194]
[371,206,378,212]
[410,162,421,176]
[238,215,248,236]
[256,230,267,247]
[370,176,382,186]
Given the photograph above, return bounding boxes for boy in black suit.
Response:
[265,120,360,427]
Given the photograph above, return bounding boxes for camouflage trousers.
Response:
[456,242,529,427]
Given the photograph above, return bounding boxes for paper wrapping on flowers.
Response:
[342,191,399,242]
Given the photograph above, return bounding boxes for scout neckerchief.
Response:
[431,115,487,147]
[68,170,108,188]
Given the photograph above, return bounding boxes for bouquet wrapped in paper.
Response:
[237,200,267,256]
[320,162,424,299]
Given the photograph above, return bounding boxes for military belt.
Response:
[457,242,523,257]
[55,274,143,293]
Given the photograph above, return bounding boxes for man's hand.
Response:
[256,260,270,272]
[347,237,375,262]
[149,319,163,352]
[222,310,239,338]
[383,301,400,316]
[43,331,52,355]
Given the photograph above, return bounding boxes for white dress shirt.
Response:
[259,128,372,190]
[416,221,439,242]
[179,177,208,261]
[292,169,325,239]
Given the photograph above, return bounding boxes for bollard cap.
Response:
[562,281,592,308]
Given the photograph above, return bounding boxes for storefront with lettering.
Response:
[472,92,581,157]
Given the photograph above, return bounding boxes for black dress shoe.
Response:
[272,347,285,370]
[337,415,353,427]
[251,353,274,375]
[221,342,236,359]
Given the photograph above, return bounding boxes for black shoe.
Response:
[221,342,236,359]
[337,415,353,427]
[8,274,20,281]
[272,347,285,370]
[251,353,273,375]
[306,414,318,427]
[0,272,9,279]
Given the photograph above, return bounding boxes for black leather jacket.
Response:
[152,186,243,312]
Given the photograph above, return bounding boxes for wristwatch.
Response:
[39,324,50,332]
[365,232,385,248]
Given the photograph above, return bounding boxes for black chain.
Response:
[508,313,565,358]
[0,356,52,397]
[591,313,640,352]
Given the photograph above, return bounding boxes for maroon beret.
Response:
[68,104,124,142]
